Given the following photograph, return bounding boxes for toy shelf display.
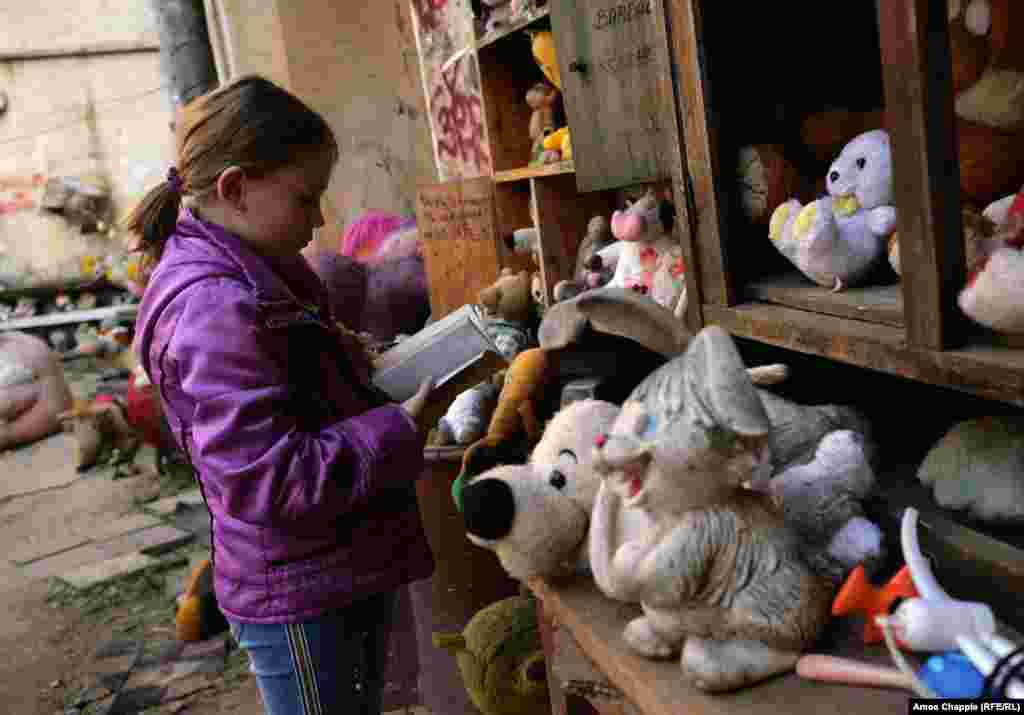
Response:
[409,0,1024,713]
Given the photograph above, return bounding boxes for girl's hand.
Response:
[401,377,436,420]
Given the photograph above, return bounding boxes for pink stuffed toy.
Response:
[959,186,1024,333]
[607,190,687,318]
[0,331,73,450]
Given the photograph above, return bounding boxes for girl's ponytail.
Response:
[125,166,184,270]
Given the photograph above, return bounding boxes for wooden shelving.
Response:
[705,301,1024,407]
[745,273,904,328]
[494,160,575,184]
[529,577,911,715]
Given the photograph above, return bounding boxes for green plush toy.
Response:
[432,595,550,715]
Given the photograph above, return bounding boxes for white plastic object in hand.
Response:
[888,508,996,652]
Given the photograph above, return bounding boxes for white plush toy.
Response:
[437,381,501,446]
[769,129,897,292]
[481,0,513,34]
[459,399,631,582]
[607,190,687,318]
[958,186,1024,333]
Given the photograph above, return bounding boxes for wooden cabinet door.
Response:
[550,0,677,192]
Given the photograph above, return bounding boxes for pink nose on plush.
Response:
[611,210,645,242]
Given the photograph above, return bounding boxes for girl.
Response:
[129,75,436,715]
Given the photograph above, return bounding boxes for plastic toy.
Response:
[832,565,918,644]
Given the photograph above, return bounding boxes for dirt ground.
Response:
[0,438,267,714]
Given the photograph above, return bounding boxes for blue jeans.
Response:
[228,590,397,715]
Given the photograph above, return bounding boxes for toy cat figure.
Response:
[770,130,897,291]
[588,327,838,693]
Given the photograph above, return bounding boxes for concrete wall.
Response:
[0,0,173,288]
[222,0,437,250]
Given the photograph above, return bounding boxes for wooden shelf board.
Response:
[704,302,1024,407]
[0,305,137,332]
[475,6,550,50]
[745,273,904,328]
[528,577,911,715]
[494,160,575,184]
[423,445,466,463]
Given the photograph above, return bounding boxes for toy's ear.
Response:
[658,199,676,233]
[682,326,770,439]
[501,267,515,277]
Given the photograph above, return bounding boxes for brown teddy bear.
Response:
[478,268,541,362]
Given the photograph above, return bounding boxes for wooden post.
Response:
[662,0,734,309]
[150,0,219,113]
[876,0,966,350]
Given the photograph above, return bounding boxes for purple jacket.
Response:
[133,209,434,624]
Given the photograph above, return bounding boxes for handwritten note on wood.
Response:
[417,176,503,319]
[551,0,677,193]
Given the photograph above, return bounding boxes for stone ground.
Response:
[0,357,433,714]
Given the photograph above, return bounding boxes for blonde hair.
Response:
[126,75,338,268]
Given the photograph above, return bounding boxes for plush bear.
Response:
[432,595,549,715]
[0,331,73,451]
[552,216,622,303]
[478,268,540,362]
[607,190,687,317]
[587,327,839,693]
[769,130,896,291]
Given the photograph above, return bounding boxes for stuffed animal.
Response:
[553,216,621,303]
[769,130,896,291]
[432,595,549,715]
[480,0,514,35]
[526,81,559,164]
[540,127,572,164]
[478,268,540,361]
[175,558,228,642]
[459,399,624,582]
[58,397,142,471]
[437,379,502,446]
[958,185,1024,332]
[607,190,687,317]
[587,327,837,693]
[0,331,73,451]
[793,0,1024,209]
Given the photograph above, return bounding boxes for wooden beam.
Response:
[876,0,966,350]
[661,0,733,308]
[656,0,703,331]
[0,41,159,62]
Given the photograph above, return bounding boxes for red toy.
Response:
[832,564,919,645]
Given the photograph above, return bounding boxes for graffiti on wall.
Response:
[408,0,489,180]
[430,54,489,174]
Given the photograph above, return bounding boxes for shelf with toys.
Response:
[672,0,1024,408]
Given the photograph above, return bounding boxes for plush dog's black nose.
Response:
[829,170,840,183]
[461,478,516,541]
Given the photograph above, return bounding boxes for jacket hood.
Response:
[133,208,328,378]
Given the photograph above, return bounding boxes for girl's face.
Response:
[232,152,333,257]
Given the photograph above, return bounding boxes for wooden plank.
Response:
[0,40,159,62]
[495,160,577,184]
[549,0,675,192]
[705,302,1024,407]
[746,273,904,328]
[663,0,732,308]
[493,180,537,276]
[532,174,619,305]
[417,177,504,320]
[529,577,911,715]
[651,0,702,331]
[876,0,966,350]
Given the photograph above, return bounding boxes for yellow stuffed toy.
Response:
[530,30,571,164]
[433,595,550,715]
